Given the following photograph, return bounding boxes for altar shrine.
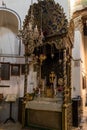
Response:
[19,0,74,130]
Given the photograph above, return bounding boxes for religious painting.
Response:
[1,63,10,80]
[11,64,20,76]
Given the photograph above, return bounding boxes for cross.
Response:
[49,71,55,84]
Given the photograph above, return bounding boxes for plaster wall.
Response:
[72,29,86,107]
[72,30,81,96]
[72,31,81,59]
[72,63,81,97]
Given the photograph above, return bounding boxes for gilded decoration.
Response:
[68,19,74,45]
[23,0,69,52]
[20,1,73,130]
[24,0,68,36]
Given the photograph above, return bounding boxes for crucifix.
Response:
[49,71,55,84]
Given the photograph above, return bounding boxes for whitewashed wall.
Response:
[72,28,87,107]
[0,27,19,55]
[72,31,82,97]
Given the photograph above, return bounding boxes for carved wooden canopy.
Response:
[23,0,73,55]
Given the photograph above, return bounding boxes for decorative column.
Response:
[24,54,28,96]
[74,16,83,32]
[63,49,67,107]
[69,55,72,101]
[67,55,72,130]
[62,49,67,130]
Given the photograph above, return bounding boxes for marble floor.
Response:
[0,107,87,130]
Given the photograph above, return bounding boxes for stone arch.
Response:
[0,7,21,34]
[0,7,22,55]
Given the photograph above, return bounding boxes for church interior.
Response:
[0,0,87,130]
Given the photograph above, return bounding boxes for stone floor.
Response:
[0,121,22,130]
[0,120,87,130]
[0,107,87,130]
[0,121,39,130]
[72,106,87,130]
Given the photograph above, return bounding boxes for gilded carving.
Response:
[68,19,74,45]
[74,16,83,32]
[24,0,68,37]
[20,1,73,130]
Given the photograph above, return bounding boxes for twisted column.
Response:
[24,55,28,96]
[62,49,67,130]
[63,49,67,107]
[69,56,72,101]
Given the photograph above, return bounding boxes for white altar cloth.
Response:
[25,98,62,112]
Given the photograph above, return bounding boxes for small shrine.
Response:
[18,0,74,130]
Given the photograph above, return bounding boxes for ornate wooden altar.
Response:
[20,0,74,130]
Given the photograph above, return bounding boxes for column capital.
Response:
[74,16,83,32]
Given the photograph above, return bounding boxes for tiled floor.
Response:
[0,107,87,130]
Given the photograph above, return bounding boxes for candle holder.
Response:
[39,54,46,65]
[49,71,55,84]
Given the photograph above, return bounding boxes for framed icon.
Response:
[11,64,20,76]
